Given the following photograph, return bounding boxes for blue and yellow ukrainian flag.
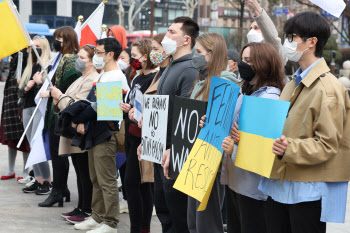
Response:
[0,0,30,59]
[235,95,290,178]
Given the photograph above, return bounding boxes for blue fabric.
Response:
[226,86,281,201]
[259,58,349,223]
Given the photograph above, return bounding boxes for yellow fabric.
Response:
[173,138,222,211]
[235,131,275,178]
[0,0,30,59]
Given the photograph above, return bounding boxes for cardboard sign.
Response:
[174,76,240,211]
[169,96,207,179]
[96,81,123,121]
[141,95,169,164]
[235,95,290,178]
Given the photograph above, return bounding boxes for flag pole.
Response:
[16,98,43,148]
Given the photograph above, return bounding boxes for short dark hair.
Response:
[53,26,79,55]
[173,16,199,48]
[284,12,330,57]
[95,38,122,60]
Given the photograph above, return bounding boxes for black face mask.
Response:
[130,57,142,70]
[31,49,42,62]
[238,61,256,82]
[53,40,62,52]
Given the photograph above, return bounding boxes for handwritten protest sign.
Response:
[96,81,123,121]
[141,95,169,164]
[174,76,240,211]
[235,96,290,178]
[134,89,143,122]
[169,96,207,179]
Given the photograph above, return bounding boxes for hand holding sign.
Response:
[232,123,240,143]
[272,135,288,156]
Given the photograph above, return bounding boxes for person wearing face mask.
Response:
[49,45,98,224]
[120,38,157,233]
[18,36,53,195]
[0,48,30,182]
[38,26,82,208]
[221,49,241,85]
[217,42,285,233]
[246,0,287,65]
[154,16,199,233]
[73,37,129,233]
[257,12,350,233]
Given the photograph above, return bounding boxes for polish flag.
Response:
[79,2,105,47]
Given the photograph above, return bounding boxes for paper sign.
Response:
[174,76,240,211]
[96,81,123,121]
[235,95,290,178]
[134,89,143,122]
[141,95,169,164]
[309,0,345,18]
[169,96,207,179]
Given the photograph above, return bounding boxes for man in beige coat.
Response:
[258,12,350,233]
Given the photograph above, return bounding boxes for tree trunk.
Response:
[238,0,245,51]
[128,0,136,33]
[117,0,125,27]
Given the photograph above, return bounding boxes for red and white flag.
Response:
[79,2,105,47]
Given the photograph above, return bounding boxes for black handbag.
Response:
[54,111,77,139]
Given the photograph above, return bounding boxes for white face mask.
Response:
[226,64,232,72]
[161,35,188,55]
[93,54,107,69]
[283,40,309,62]
[247,29,264,43]
[117,59,128,71]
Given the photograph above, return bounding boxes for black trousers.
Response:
[49,127,69,190]
[225,187,267,233]
[265,197,326,233]
[154,163,189,233]
[124,135,153,233]
[119,161,127,200]
[71,152,93,212]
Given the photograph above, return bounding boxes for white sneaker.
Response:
[87,223,118,233]
[18,176,33,184]
[74,217,100,230]
[152,207,156,216]
[119,199,128,214]
[25,179,35,187]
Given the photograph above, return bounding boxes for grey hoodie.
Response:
[157,53,199,148]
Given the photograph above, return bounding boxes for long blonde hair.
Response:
[20,37,51,89]
[192,33,228,101]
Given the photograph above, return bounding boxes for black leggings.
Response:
[124,134,153,233]
[49,127,69,190]
[71,152,93,212]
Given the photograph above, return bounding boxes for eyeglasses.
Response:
[94,48,107,56]
[33,35,45,39]
[87,44,96,49]
[283,33,310,43]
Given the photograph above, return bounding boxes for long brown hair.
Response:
[193,33,228,101]
[53,26,79,55]
[240,43,285,95]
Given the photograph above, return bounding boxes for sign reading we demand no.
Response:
[174,76,240,211]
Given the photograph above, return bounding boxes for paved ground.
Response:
[0,81,349,233]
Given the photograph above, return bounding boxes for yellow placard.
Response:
[234,131,276,178]
[173,138,222,211]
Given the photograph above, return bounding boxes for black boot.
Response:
[38,188,63,207]
[63,187,71,202]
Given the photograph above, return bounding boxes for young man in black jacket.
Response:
[154,16,199,233]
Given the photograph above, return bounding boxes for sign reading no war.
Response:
[96,81,124,121]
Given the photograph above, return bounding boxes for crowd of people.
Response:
[1,0,349,233]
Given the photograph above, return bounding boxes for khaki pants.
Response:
[88,133,119,228]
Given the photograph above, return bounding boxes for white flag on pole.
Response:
[309,0,346,18]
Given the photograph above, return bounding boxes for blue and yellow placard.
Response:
[235,95,290,178]
[174,76,240,211]
[96,81,123,121]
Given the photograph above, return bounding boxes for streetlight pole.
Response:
[150,0,155,37]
